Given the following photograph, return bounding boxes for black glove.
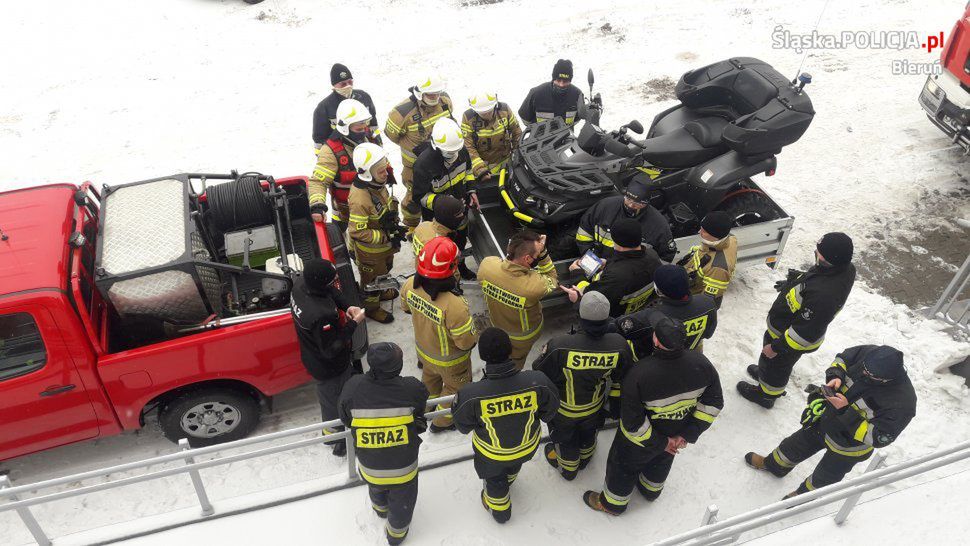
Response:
[774,268,806,292]
[311,203,329,215]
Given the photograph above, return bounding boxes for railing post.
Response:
[701,504,719,525]
[0,475,52,546]
[179,439,215,516]
[833,451,887,525]
[346,431,358,481]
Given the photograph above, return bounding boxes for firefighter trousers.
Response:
[510,337,540,370]
[757,331,805,397]
[331,197,350,236]
[474,453,525,523]
[356,251,395,312]
[421,360,471,427]
[368,478,418,542]
[400,166,421,228]
[600,434,675,514]
[315,366,352,433]
[549,413,604,476]
[763,424,873,495]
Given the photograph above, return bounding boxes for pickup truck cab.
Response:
[0,174,363,461]
[920,4,970,152]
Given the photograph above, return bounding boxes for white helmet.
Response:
[413,75,446,102]
[430,118,464,153]
[335,99,372,136]
[352,142,388,182]
[468,92,498,114]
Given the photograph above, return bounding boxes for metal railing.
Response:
[650,438,970,545]
[0,395,456,546]
[3,401,970,546]
[928,252,970,330]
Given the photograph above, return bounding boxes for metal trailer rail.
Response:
[650,438,970,546]
[2,401,969,546]
[927,251,970,331]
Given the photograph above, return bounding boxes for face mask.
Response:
[348,131,368,144]
[441,149,460,162]
[422,94,440,106]
[701,236,725,247]
[552,84,568,97]
[623,203,640,217]
[335,85,353,98]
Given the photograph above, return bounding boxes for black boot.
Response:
[429,422,456,433]
[458,261,477,281]
[331,438,347,457]
[736,381,780,409]
[544,443,576,481]
[746,364,760,381]
[481,490,511,524]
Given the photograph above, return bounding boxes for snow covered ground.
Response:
[2,0,969,544]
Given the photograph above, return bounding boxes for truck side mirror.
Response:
[627,120,644,134]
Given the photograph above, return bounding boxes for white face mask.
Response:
[701,236,726,247]
[422,94,440,106]
[335,85,353,98]
[441,149,460,162]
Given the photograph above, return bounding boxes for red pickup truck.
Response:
[0,173,365,461]
[919,3,970,151]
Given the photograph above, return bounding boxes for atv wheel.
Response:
[159,388,260,447]
[716,191,780,226]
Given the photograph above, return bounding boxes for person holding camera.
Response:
[744,345,916,499]
[348,143,407,324]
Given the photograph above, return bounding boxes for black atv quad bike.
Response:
[494,57,814,258]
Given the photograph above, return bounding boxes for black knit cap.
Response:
[303,258,337,294]
[367,342,404,376]
[654,264,690,300]
[479,327,512,363]
[701,211,734,240]
[623,177,651,205]
[331,63,352,86]
[653,316,687,351]
[610,218,642,248]
[817,232,854,265]
[862,345,906,383]
[552,59,573,81]
[432,195,465,232]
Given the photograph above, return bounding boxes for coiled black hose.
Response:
[207,174,272,232]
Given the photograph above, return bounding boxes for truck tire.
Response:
[716,190,780,226]
[159,388,260,447]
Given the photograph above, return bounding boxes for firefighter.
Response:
[452,328,560,523]
[533,292,634,480]
[310,98,383,234]
[412,195,467,287]
[561,218,662,317]
[616,265,719,358]
[679,211,737,306]
[576,176,677,262]
[338,342,429,545]
[584,317,723,515]
[312,63,380,149]
[411,117,478,280]
[348,143,406,324]
[384,75,454,231]
[738,233,856,409]
[518,59,588,127]
[401,236,478,432]
[461,92,522,182]
[745,345,916,499]
[290,258,366,457]
[477,230,558,369]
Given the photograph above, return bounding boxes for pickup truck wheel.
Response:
[159,388,260,447]
[716,190,780,226]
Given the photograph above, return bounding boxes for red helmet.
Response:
[417,236,459,279]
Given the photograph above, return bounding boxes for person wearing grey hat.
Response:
[338,342,429,545]
[738,232,856,409]
[533,292,635,480]
[563,218,662,318]
[584,314,723,516]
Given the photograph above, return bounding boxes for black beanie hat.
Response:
[331,63,352,86]
[432,195,466,232]
[610,218,642,248]
[623,177,651,205]
[479,327,512,363]
[654,264,690,300]
[817,232,854,265]
[653,316,687,351]
[861,345,906,383]
[701,211,734,240]
[303,258,337,294]
[366,342,404,376]
[552,59,573,81]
